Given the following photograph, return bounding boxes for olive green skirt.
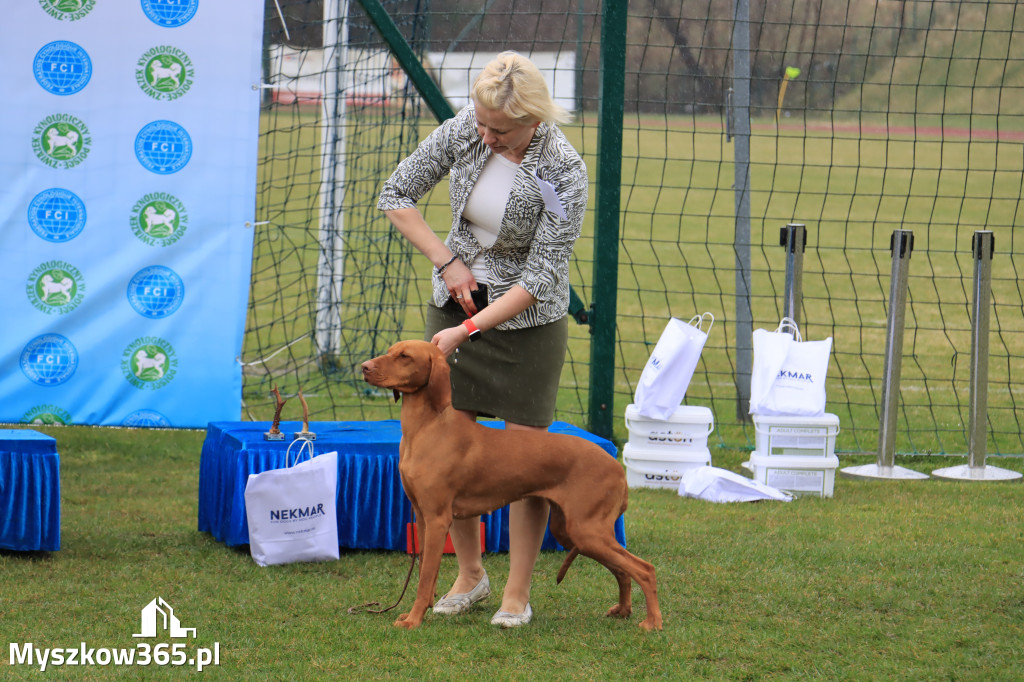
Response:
[425,302,569,427]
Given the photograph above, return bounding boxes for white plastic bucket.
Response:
[752,413,839,458]
[624,404,714,451]
[747,452,839,497]
[622,442,711,490]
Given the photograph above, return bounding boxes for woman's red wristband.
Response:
[462,319,481,342]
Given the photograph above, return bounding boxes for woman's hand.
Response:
[431,325,470,357]
[441,259,480,316]
[430,286,538,357]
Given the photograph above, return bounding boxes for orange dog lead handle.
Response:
[462,319,482,342]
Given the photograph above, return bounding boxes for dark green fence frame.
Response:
[356,0,626,438]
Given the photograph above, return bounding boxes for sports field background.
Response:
[244,0,1024,458]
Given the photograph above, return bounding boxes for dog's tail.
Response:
[556,548,580,584]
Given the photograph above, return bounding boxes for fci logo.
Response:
[134,120,192,174]
[33,41,92,95]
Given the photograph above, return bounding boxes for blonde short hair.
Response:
[471,51,571,126]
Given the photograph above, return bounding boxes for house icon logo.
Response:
[133,597,196,638]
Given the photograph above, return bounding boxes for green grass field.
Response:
[3,424,1023,679]
[7,6,1024,677]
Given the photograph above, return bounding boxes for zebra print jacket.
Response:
[377,104,588,330]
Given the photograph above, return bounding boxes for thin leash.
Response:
[347,551,418,614]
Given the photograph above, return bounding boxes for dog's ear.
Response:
[393,389,401,403]
[426,347,452,413]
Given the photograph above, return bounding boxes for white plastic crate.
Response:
[624,404,714,451]
[622,442,711,490]
[746,452,839,497]
[753,413,839,458]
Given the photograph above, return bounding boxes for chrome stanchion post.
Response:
[779,223,806,329]
[842,229,929,480]
[933,231,1021,481]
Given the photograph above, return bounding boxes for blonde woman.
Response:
[378,51,588,627]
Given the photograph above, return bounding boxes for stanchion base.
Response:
[930,464,1022,482]
[840,463,929,480]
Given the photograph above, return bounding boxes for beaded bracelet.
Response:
[436,254,459,276]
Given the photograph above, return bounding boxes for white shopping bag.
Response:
[633,313,714,420]
[678,466,792,503]
[749,317,832,417]
[244,442,340,567]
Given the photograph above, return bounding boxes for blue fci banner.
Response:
[0,1,264,427]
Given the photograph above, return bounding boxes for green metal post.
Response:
[588,0,626,439]
[354,0,455,122]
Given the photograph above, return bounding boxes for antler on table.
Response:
[293,388,317,441]
[263,384,288,441]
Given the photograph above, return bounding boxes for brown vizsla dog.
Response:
[361,339,662,631]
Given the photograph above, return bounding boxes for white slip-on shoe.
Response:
[432,573,490,615]
[490,602,532,628]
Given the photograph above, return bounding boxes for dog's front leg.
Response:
[394,513,451,629]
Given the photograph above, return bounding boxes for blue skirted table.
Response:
[0,429,61,552]
[198,420,625,552]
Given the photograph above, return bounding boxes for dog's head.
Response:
[360,340,451,412]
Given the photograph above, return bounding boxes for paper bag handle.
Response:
[688,312,715,334]
[774,316,802,342]
[285,437,316,467]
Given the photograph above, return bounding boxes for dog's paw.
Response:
[392,613,422,629]
[639,615,663,631]
[638,610,663,630]
[605,604,632,619]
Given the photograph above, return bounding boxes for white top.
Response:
[462,153,519,283]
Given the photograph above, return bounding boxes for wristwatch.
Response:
[461,319,482,342]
